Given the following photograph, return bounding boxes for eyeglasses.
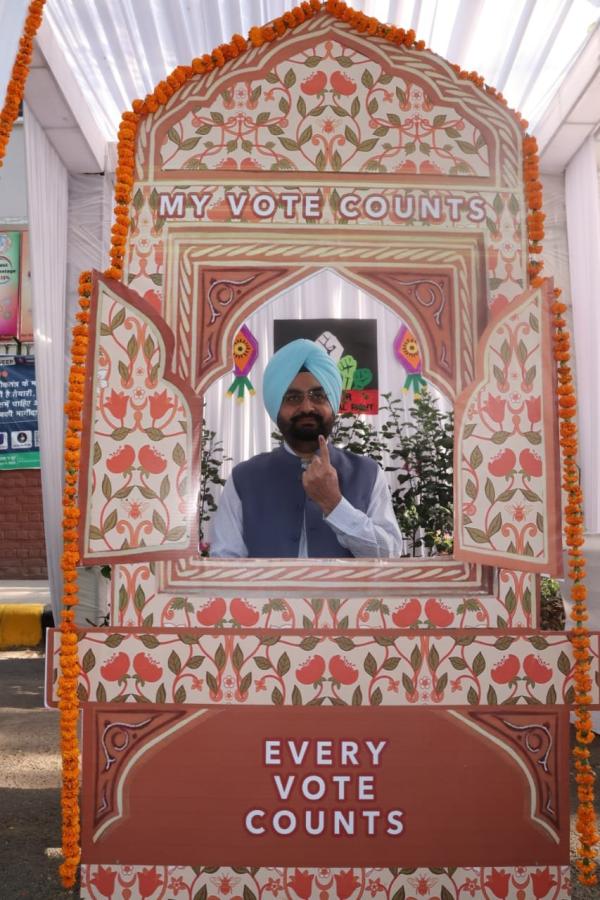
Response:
[282,388,329,406]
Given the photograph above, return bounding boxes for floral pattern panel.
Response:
[455,284,561,573]
[46,629,596,709]
[80,276,198,562]
[80,863,570,900]
[160,38,492,177]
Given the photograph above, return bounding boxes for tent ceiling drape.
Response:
[41,0,600,145]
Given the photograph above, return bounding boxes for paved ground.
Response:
[1,647,599,899]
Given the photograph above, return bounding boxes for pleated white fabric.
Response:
[24,104,69,621]
[565,137,600,534]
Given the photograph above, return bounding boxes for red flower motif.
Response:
[133,653,163,683]
[296,654,326,685]
[104,389,128,420]
[520,448,543,477]
[100,652,129,682]
[217,157,238,170]
[335,869,360,899]
[240,157,263,170]
[300,71,327,95]
[424,597,454,627]
[230,597,260,626]
[394,159,417,174]
[196,597,226,626]
[419,160,443,175]
[526,396,542,425]
[330,71,356,95]
[523,654,553,684]
[288,868,314,899]
[391,597,421,627]
[483,394,506,424]
[138,444,167,474]
[329,654,359,685]
[149,389,173,421]
[491,654,520,684]
[484,868,511,899]
[488,448,516,477]
[90,866,117,897]
[106,444,135,474]
[531,867,558,899]
[138,867,163,898]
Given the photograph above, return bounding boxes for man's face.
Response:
[277,372,335,450]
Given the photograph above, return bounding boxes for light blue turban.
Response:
[263,339,342,423]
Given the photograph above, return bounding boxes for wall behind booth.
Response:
[0,468,46,578]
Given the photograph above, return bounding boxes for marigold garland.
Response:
[0,0,46,169]
[65,0,598,887]
[551,287,598,883]
[58,269,91,887]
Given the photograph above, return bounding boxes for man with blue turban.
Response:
[210,339,402,558]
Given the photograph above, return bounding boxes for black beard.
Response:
[278,412,332,444]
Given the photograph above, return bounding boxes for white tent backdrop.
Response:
[204,268,442,482]
[565,137,600,535]
[40,0,600,140]
[24,104,68,622]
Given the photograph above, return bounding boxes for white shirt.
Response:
[209,444,402,558]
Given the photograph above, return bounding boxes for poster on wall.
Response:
[0,356,40,469]
[0,232,21,338]
[18,231,33,342]
[274,319,379,414]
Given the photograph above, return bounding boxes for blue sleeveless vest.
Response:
[231,445,378,558]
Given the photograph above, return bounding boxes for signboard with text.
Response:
[0,356,39,469]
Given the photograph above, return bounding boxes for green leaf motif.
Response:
[472,652,486,676]
[166,526,186,542]
[364,653,377,676]
[557,650,571,676]
[215,643,227,670]
[271,686,284,705]
[465,526,489,545]
[239,673,252,696]
[370,687,383,706]
[82,648,96,673]
[104,510,118,533]
[410,645,422,672]
[168,651,181,675]
[491,430,511,445]
[277,652,291,676]
[467,686,479,705]
[232,644,244,672]
[352,686,363,706]
[152,510,167,535]
[335,636,355,651]
[488,512,503,538]
[292,685,303,705]
[450,656,467,670]
[484,478,495,503]
[300,635,319,651]
[470,446,483,469]
[344,126,359,146]
[487,684,498,705]
[174,684,187,703]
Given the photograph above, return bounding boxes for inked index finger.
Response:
[318,434,330,463]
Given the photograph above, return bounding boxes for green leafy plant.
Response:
[540,575,565,630]
[334,387,454,556]
[198,422,230,554]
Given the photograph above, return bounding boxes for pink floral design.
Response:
[488,448,516,477]
[137,867,163,898]
[334,869,360,899]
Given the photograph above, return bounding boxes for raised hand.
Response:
[302,435,342,516]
